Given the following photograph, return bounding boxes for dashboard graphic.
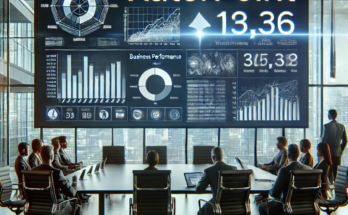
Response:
[35,0,309,128]
[124,7,180,43]
[51,0,109,37]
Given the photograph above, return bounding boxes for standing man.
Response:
[321,109,348,183]
[195,147,236,215]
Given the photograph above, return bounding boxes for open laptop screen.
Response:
[184,172,203,187]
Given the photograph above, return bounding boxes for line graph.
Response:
[238,80,300,121]
[124,7,180,43]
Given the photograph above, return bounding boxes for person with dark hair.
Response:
[258,136,288,175]
[145,150,159,170]
[28,138,44,168]
[51,138,73,171]
[258,144,312,215]
[14,142,31,187]
[56,136,82,168]
[196,147,236,215]
[31,145,79,215]
[299,139,314,167]
[314,142,333,199]
[321,109,347,183]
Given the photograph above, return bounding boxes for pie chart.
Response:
[138,68,172,101]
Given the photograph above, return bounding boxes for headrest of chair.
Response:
[219,170,253,175]
[290,170,322,175]
[133,170,171,176]
[338,166,348,175]
[22,170,53,176]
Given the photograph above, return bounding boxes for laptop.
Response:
[184,172,203,187]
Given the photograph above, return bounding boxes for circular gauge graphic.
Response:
[138,68,172,101]
[99,109,109,120]
[132,109,144,120]
[47,108,59,120]
[169,109,180,120]
[151,109,162,120]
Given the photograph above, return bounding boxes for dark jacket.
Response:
[27,152,42,168]
[144,166,158,170]
[314,159,330,190]
[31,164,76,202]
[59,149,72,165]
[322,120,348,157]
[270,161,312,203]
[14,156,31,184]
[196,161,237,203]
[300,153,314,168]
[53,152,68,170]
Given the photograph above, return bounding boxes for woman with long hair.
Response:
[314,142,333,199]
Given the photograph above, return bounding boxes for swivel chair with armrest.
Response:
[22,170,78,215]
[198,170,253,215]
[265,169,322,215]
[0,166,25,214]
[318,166,348,215]
[130,170,175,215]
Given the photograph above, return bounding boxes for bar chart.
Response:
[58,54,126,104]
[238,80,300,121]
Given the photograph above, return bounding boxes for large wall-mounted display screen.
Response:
[35,0,309,128]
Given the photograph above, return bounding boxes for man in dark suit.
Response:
[196,147,236,215]
[28,139,43,168]
[144,150,159,170]
[321,109,348,183]
[14,142,31,187]
[299,139,314,167]
[31,145,77,215]
[258,144,312,215]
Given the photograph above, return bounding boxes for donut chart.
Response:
[138,68,172,101]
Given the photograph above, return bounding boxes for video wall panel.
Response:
[35,0,309,128]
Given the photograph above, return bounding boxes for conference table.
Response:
[66,163,277,215]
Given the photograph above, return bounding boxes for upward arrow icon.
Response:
[189,12,211,34]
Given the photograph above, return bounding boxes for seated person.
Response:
[31,145,78,215]
[299,139,314,167]
[51,138,75,171]
[258,136,288,175]
[15,142,31,187]
[28,138,44,168]
[144,150,159,170]
[258,144,312,215]
[196,147,237,215]
[57,136,81,168]
[314,142,333,199]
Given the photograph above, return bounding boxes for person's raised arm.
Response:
[195,170,209,193]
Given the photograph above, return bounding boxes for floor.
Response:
[1,194,348,215]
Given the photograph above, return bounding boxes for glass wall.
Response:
[1,0,348,169]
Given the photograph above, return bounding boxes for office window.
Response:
[323,0,348,85]
[306,87,322,157]
[9,91,40,166]
[77,129,112,165]
[146,128,185,164]
[187,129,218,164]
[220,128,255,165]
[323,87,348,166]
[308,0,322,85]
[42,128,75,163]
[0,88,7,166]
[256,128,282,165]
[113,128,143,164]
[285,129,304,146]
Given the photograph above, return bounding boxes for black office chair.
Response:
[318,166,348,214]
[0,166,25,215]
[103,146,125,164]
[22,170,78,215]
[193,146,214,164]
[130,170,175,215]
[266,169,322,215]
[145,146,167,164]
[198,170,253,215]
